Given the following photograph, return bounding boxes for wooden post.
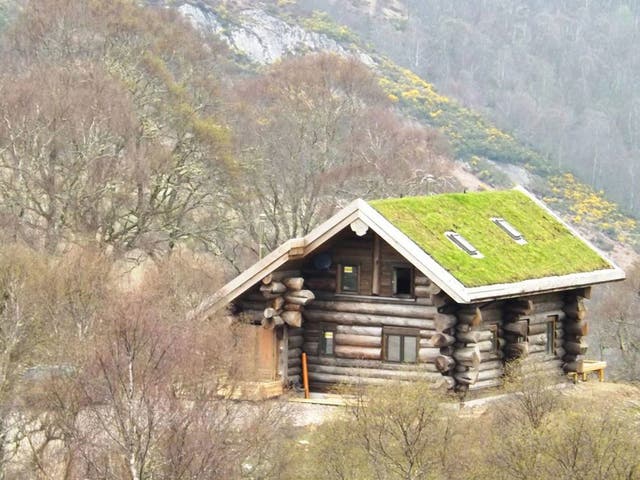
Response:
[302,352,310,399]
[372,235,381,295]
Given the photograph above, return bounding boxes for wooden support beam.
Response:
[372,235,381,295]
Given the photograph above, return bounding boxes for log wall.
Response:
[226,223,592,394]
[302,292,456,390]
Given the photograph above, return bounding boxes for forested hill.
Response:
[292,0,640,216]
[168,0,639,256]
[0,0,637,262]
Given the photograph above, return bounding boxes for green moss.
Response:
[369,190,612,288]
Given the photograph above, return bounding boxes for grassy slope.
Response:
[370,190,611,287]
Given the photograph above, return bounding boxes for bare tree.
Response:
[227,53,456,258]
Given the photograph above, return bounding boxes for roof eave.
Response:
[463,266,626,303]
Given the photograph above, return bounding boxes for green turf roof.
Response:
[369,190,612,288]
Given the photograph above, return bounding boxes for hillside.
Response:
[169,0,639,259]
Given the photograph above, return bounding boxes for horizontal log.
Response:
[468,378,503,391]
[305,355,439,372]
[528,323,549,335]
[263,307,279,319]
[435,355,455,373]
[305,278,337,291]
[287,375,301,384]
[427,283,442,295]
[564,320,589,337]
[528,333,547,346]
[334,333,381,348]
[415,297,435,306]
[434,314,457,332]
[289,336,304,349]
[456,359,503,372]
[302,342,318,354]
[308,364,444,381]
[414,275,430,286]
[476,340,495,352]
[283,277,305,291]
[503,320,529,337]
[564,340,588,356]
[288,366,301,376]
[288,348,302,359]
[307,372,385,385]
[261,317,275,329]
[505,299,534,315]
[334,345,381,360]
[420,329,437,338]
[285,290,316,306]
[271,270,302,281]
[413,285,431,298]
[473,369,502,383]
[284,303,303,312]
[311,299,438,319]
[261,274,273,285]
[303,310,435,329]
[453,346,481,367]
[428,333,456,348]
[563,300,587,320]
[282,311,302,328]
[440,346,454,356]
[336,325,382,336]
[273,315,284,327]
[457,307,482,326]
[456,329,494,343]
[260,282,287,295]
[455,368,480,385]
[288,327,304,336]
[418,347,441,362]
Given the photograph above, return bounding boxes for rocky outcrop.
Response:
[175,2,373,66]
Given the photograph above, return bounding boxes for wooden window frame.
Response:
[516,317,530,343]
[488,323,499,352]
[318,325,336,357]
[546,315,557,355]
[337,263,360,294]
[392,264,414,298]
[383,326,419,364]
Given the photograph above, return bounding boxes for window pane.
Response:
[323,331,334,355]
[546,321,555,355]
[341,265,358,292]
[387,335,401,362]
[403,336,417,363]
[394,267,412,295]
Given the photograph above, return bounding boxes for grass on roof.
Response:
[369,190,612,288]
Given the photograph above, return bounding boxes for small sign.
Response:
[324,332,333,339]
[343,266,353,273]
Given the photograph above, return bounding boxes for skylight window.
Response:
[492,217,527,245]
[445,231,484,258]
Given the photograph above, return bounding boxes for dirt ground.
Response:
[284,381,640,426]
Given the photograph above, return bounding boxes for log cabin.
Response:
[196,187,625,394]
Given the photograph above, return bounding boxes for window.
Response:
[339,264,359,293]
[384,327,418,363]
[491,217,527,245]
[393,266,413,296]
[546,315,557,355]
[445,231,484,258]
[320,329,335,356]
